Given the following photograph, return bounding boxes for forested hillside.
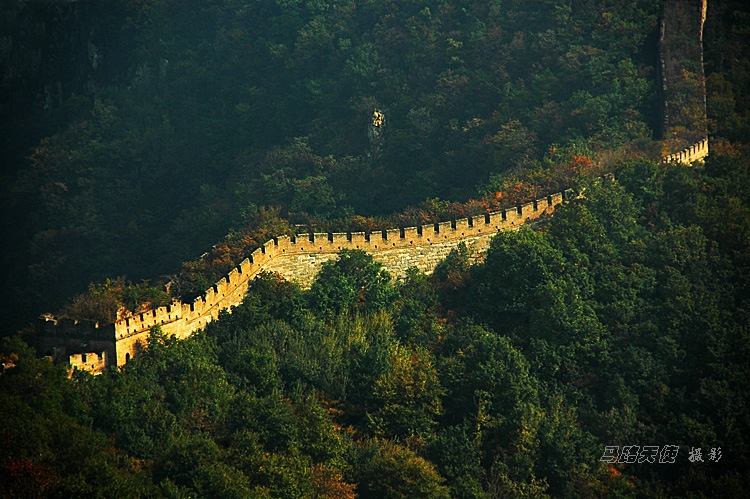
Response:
[3,0,750,496]
[4,152,750,496]
[1,0,663,331]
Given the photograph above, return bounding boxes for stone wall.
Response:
[35,3,712,374]
[659,0,708,146]
[35,317,117,374]
[108,190,566,368]
[662,136,709,164]
[37,144,709,375]
[69,351,108,375]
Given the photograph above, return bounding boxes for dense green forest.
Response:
[4,154,750,496]
[1,0,667,330]
[3,0,750,496]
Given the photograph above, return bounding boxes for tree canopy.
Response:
[4,146,750,496]
[3,0,750,496]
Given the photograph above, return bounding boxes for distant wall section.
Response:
[659,0,708,149]
[662,136,708,164]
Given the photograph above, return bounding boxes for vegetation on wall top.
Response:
[3,0,750,495]
[1,0,664,331]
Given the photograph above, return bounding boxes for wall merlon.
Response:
[263,239,276,254]
[193,295,205,310]
[216,277,228,290]
[250,247,265,264]
[487,211,505,228]
[385,228,400,241]
[471,214,489,227]
[504,208,521,223]
[455,218,470,232]
[437,221,452,237]
[418,223,434,239]
[330,232,348,245]
[239,257,253,274]
[350,232,367,247]
[309,233,328,249]
[275,236,291,253]
[403,227,419,241]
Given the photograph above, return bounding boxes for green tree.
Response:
[438,321,541,480]
[309,250,395,316]
[350,438,451,499]
[368,344,444,441]
[0,337,153,496]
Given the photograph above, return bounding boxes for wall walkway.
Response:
[37,0,711,373]
[39,189,572,371]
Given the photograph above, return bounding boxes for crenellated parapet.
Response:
[662,137,709,164]
[69,351,108,374]
[109,188,572,358]
[37,161,700,374]
[37,186,581,372]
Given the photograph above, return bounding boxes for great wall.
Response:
[35,0,710,375]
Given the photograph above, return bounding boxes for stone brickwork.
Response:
[660,0,708,148]
[36,190,570,372]
[263,232,493,288]
[35,317,117,375]
[35,149,703,375]
[69,351,107,374]
[662,136,709,164]
[34,3,711,374]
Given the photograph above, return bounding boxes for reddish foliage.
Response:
[314,154,603,236]
[311,464,356,499]
[2,458,56,492]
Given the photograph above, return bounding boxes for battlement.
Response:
[36,315,115,340]
[69,351,108,375]
[37,184,577,371]
[662,137,709,164]
[34,169,685,372]
[109,187,569,347]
